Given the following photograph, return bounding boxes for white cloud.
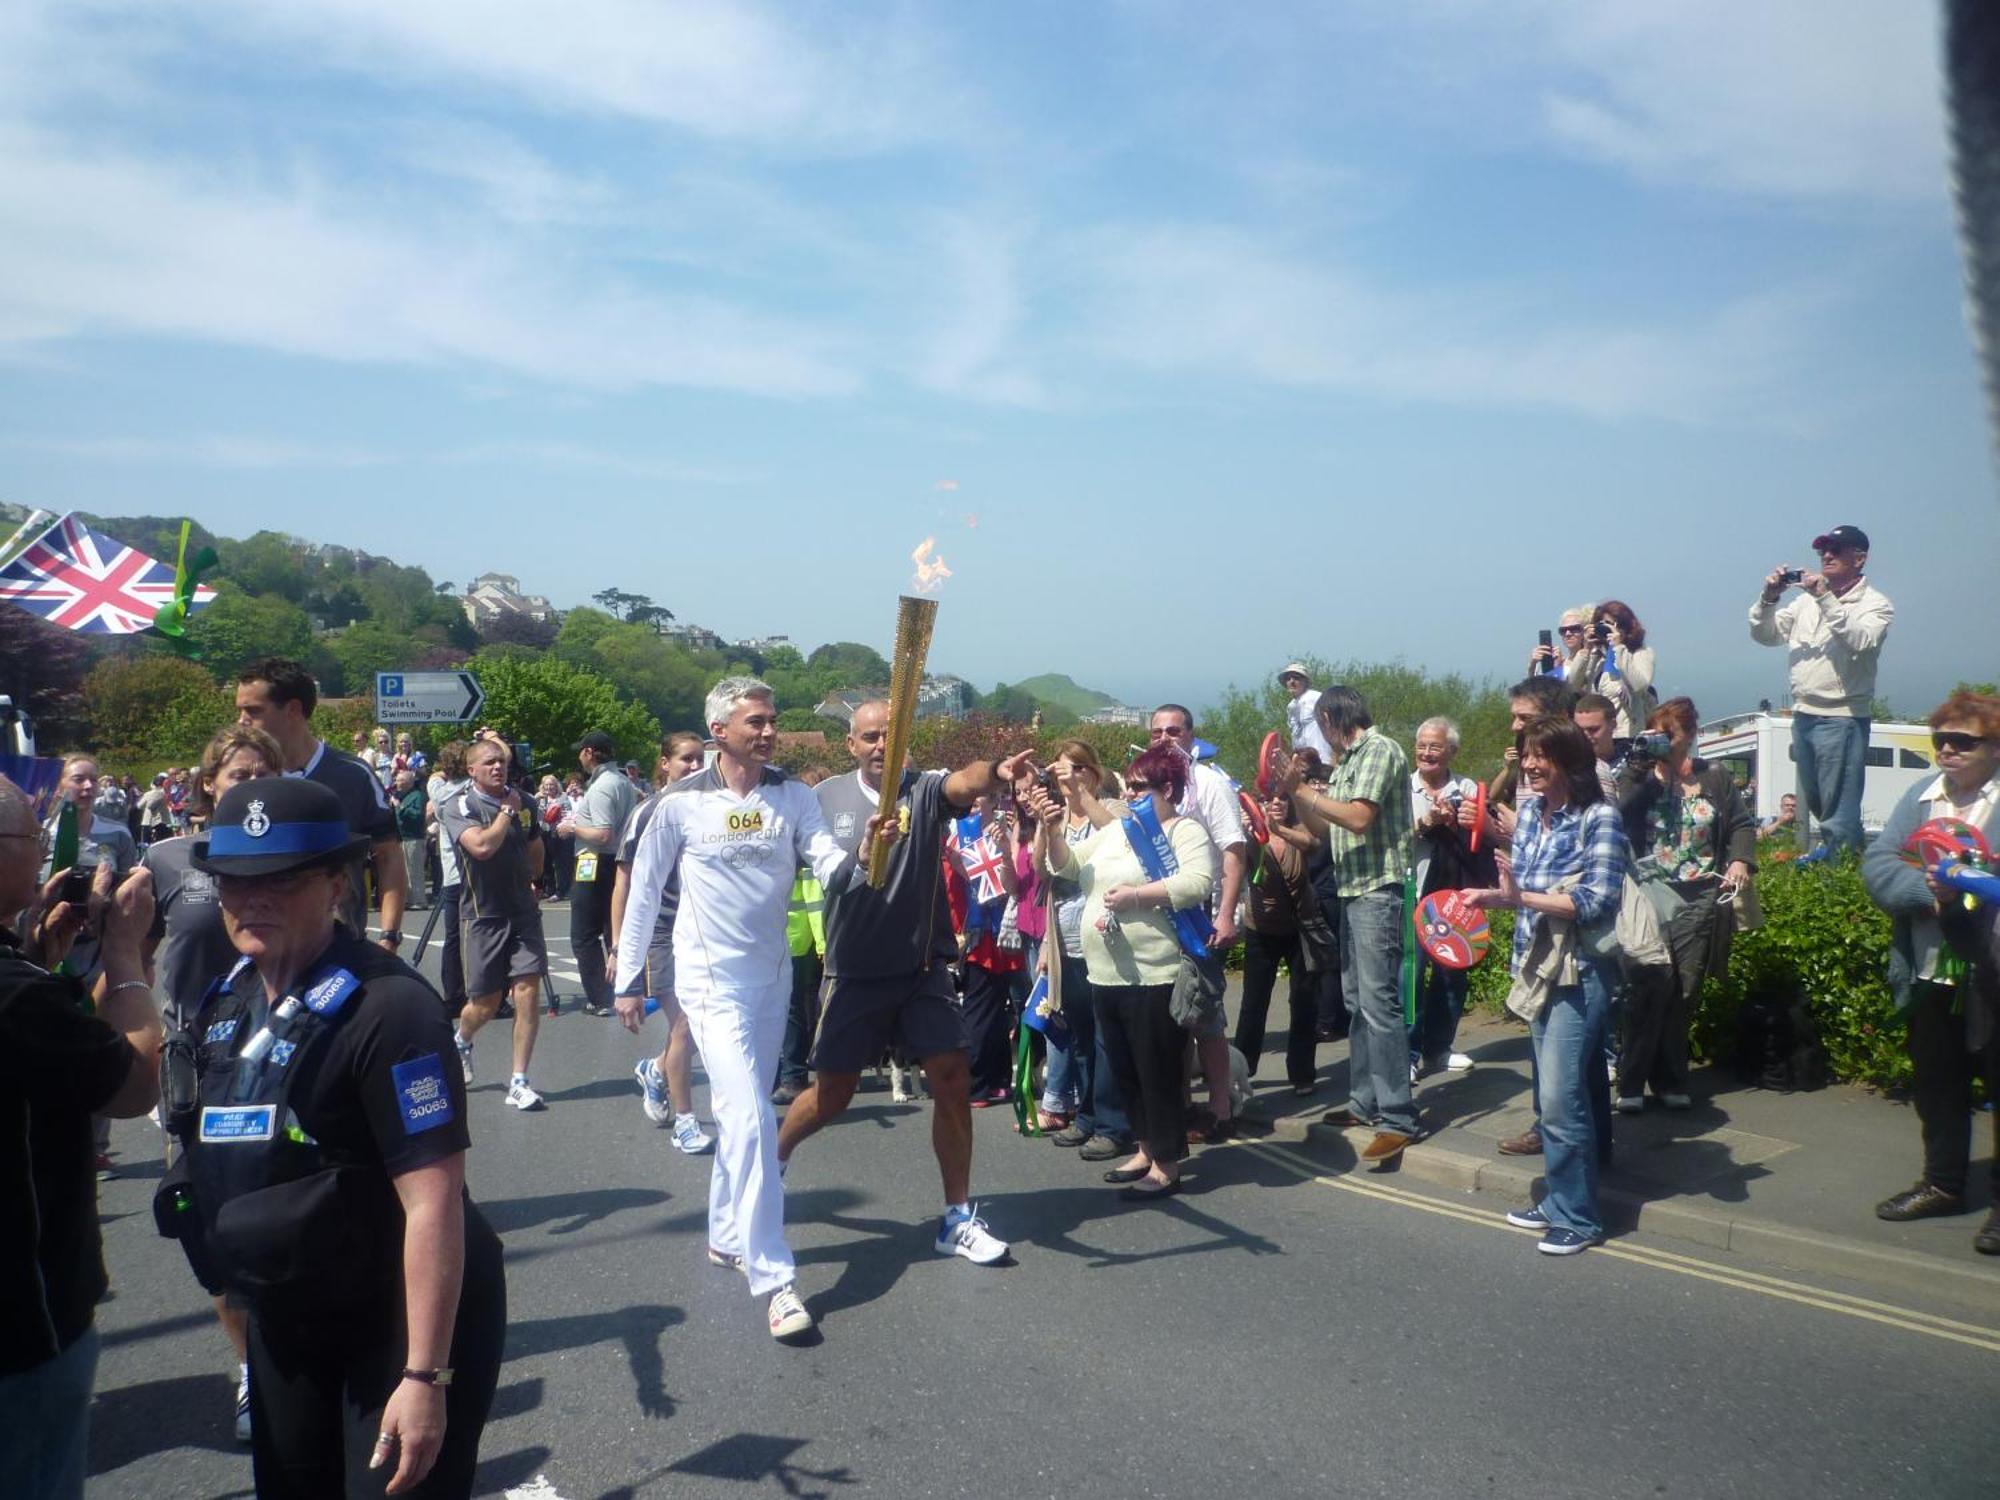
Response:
[1486,0,1945,201]
[0,123,857,398]
[136,0,968,153]
[1069,222,1832,424]
[0,434,391,469]
[909,218,1045,406]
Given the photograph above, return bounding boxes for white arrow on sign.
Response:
[375,671,485,725]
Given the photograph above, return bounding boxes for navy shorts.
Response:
[810,968,966,1075]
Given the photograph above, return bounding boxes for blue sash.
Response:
[1118,796,1214,960]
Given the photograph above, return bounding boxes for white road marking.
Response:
[505,1476,571,1500]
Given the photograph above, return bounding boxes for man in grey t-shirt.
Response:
[775,699,1035,1266]
[442,738,550,1111]
[561,731,639,1017]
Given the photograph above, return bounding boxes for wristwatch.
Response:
[401,1367,454,1386]
[381,930,403,947]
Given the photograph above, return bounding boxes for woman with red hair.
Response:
[1038,743,1216,1199]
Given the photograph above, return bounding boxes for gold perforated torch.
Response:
[867,542,948,887]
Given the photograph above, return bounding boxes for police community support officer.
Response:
[161,779,504,1497]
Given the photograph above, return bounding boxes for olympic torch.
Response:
[867,591,938,887]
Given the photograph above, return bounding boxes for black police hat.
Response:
[193,778,369,877]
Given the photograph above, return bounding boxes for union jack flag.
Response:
[0,513,216,634]
[956,823,1009,905]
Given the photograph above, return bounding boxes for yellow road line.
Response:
[1243,1139,2000,1355]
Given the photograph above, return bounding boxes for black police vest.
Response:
[179,958,398,1296]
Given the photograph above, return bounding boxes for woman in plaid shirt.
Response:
[1468,717,1630,1255]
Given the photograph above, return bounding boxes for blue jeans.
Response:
[1340,887,1418,1135]
[1408,954,1469,1069]
[1792,711,1868,852]
[1041,950,1089,1113]
[0,1327,98,1500]
[1084,961,1134,1145]
[1530,962,1614,1238]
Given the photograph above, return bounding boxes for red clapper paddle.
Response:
[1413,889,1492,970]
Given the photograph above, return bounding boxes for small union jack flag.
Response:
[956,824,1009,905]
[0,513,216,635]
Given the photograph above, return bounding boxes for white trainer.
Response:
[768,1284,813,1340]
[635,1058,670,1125]
[935,1204,1008,1265]
[505,1077,544,1111]
[1444,1052,1474,1072]
[671,1113,715,1155]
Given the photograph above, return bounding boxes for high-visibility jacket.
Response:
[786,871,825,957]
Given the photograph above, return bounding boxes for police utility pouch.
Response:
[209,1165,391,1290]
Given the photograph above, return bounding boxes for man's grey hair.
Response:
[1415,717,1461,754]
[705,675,776,730]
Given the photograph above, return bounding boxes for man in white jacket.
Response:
[1749,524,1894,855]
[615,676,864,1342]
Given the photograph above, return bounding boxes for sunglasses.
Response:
[1126,780,1152,792]
[1932,731,1991,753]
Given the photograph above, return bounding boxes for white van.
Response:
[1696,711,1936,836]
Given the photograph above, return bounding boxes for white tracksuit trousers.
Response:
[680,978,793,1296]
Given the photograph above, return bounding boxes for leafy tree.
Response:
[590,588,674,625]
[1201,656,1512,787]
[215,531,311,602]
[185,584,314,679]
[554,607,619,662]
[331,619,422,696]
[82,655,225,753]
[1953,680,1999,697]
[467,650,661,771]
[480,611,559,650]
[587,624,711,731]
[0,608,92,748]
[984,683,1041,722]
[807,641,891,687]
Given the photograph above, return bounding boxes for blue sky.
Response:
[2,1,1994,721]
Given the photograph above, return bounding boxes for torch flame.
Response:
[910,536,953,594]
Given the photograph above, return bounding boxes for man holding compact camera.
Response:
[1749,525,1894,855]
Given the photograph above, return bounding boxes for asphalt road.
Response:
[85,915,2000,1499]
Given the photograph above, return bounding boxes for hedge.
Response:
[1457,848,1910,1090]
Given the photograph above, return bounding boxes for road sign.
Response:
[375,671,485,725]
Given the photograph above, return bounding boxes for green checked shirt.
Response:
[1324,727,1414,898]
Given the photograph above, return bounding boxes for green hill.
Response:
[1012,673,1118,716]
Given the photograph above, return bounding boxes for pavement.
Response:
[1240,1009,2000,1313]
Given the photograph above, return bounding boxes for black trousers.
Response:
[569,872,614,1010]
[1311,888,1348,1035]
[247,1211,506,1499]
[1906,979,2000,1197]
[960,961,1017,1094]
[1618,885,1730,1099]
[1096,982,1186,1166]
[1234,928,1317,1087]
[778,952,823,1090]
[438,885,465,1017]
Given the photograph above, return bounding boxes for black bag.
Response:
[1735,987,1828,1093]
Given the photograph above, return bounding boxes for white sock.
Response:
[945,1201,970,1221]
[510,1072,528,1086]
[674,1111,696,1128]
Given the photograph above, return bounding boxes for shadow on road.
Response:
[473,1443,554,1496]
[482,1186,671,1235]
[657,1432,857,1499]
[88,1371,238,1477]
[506,1304,686,1419]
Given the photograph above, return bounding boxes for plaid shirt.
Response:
[1510,792,1629,973]
[1325,727,1413,898]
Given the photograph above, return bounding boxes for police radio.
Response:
[159,1027,202,1138]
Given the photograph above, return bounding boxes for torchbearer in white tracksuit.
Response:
[615,676,876,1342]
